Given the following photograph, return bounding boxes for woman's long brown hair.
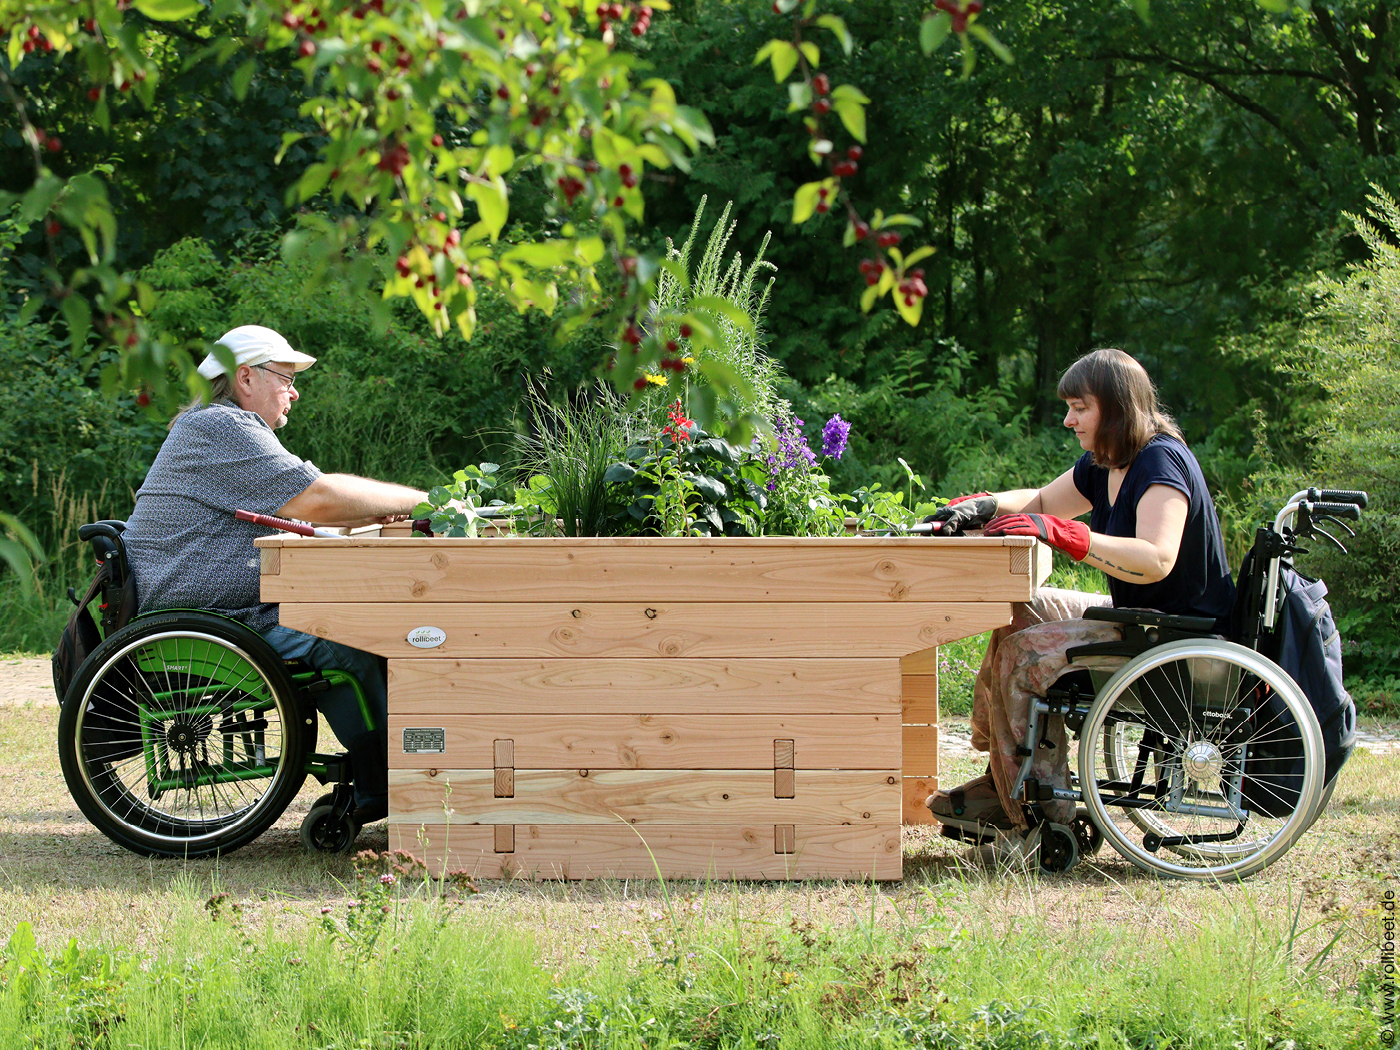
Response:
[1056,348,1183,468]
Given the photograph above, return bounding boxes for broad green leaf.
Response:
[894,286,925,326]
[276,132,305,164]
[920,11,952,55]
[1131,0,1153,22]
[503,241,572,269]
[59,294,92,354]
[761,39,798,82]
[816,14,853,55]
[787,81,813,113]
[832,97,866,143]
[961,33,977,77]
[232,59,256,101]
[691,295,756,332]
[903,245,936,267]
[485,144,514,177]
[792,180,824,224]
[467,177,509,240]
[969,24,1014,64]
[19,174,64,223]
[133,0,204,21]
[799,42,819,68]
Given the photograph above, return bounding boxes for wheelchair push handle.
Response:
[233,509,343,539]
[1313,488,1367,509]
[78,520,127,543]
[1306,501,1362,521]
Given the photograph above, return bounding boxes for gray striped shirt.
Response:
[124,402,321,632]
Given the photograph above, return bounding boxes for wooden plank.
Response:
[903,776,939,825]
[388,658,903,715]
[387,823,902,880]
[261,538,1041,605]
[902,725,939,777]
[494,825,515,853]
[774,825,795,854]
[388,715,896,770]
[281,602,1014,660]
[388,768,901,825]
[260,547,280,576]
[901,673,938,723]
[493,739,513,767]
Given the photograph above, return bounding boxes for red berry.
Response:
[119,80,131,92]
[385,88,400,101]
[368,57,382,73]
[772,1,781,11]
[854,222,871,241]
[299,39,317,57]
[632,377,647,390]
[876,230,902,247]
[85,18,96,32]
[813,98,831,116]
[396,256,412,276]
[46,137,61,153]
[813,73,830,96]
[88,87,102,101]
[445,229,460,248]
[864,273,879,286]
[679,323,693,338]
[415,277,425,288]
[282,12,302,28]
[135,68,146,81]
[137,391,151,407]
[125,332,138,347]
[496,85,510,100]
[967,0,983,12]
[613,195,624,207]
[847,145,863,161]
[45,219,61,236]
[21,40,34,53]
[815,201,830,214]
[395,52,411,69]
[623,325,642,345]
[432,133,444,146]
[371,39,385,53]
[832,160,857,178]
[951,11,968,32]
[27,25,40,40]
[631,21,646,36]
[666,339,678,352]
[619,163,638,188]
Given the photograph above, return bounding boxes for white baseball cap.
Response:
[197,325,317,379]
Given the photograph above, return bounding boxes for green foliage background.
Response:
[1,0,1397,688]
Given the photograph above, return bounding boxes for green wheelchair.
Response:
[55,521,376,858]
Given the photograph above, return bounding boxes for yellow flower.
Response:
[681,356,695,365]
[645,373,668,386]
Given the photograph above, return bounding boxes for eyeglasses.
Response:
[257,364,297,391]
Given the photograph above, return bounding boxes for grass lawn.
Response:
[0,686,1395,1049]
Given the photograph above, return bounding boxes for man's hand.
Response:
[922,494,998,535]
[984,513,1091,561]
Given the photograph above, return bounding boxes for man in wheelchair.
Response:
[119,325,433,832]
[922,349,1362,878]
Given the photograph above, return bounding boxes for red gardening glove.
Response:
[984,513,1092,561]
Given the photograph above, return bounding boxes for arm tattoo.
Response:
[1086,550,1145,578]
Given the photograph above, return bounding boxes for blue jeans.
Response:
[262,625,388,808]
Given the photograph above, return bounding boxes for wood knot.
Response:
[888,582,909,601]
[644,607,658,619]
[721,793,730,800]
[411,581,428,597]
[571,609,582,618]
[579,769,589,777]
[878,560,896,575]
[427,769,439,778]
[430,552,448,570]
[886,776,897,785]
[861,811,871,819]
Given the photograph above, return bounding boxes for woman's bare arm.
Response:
[1081,485,1188,584]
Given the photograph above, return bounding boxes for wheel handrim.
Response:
[1080,640,1325,880]
[74,630,298,848]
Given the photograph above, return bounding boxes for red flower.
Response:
[662,399,693,443]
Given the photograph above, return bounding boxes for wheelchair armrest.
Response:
[1066,640,1152,662]
[1083,606,1217,634]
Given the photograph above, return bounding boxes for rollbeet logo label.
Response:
[407,626,447,649]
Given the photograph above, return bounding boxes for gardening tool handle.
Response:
[233,509,341,538]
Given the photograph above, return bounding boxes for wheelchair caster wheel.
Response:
[1072,808,1104,857]
[300,804,359,854]
[1027,822,1079,873]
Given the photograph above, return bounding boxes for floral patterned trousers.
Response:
[970,588,1120,828]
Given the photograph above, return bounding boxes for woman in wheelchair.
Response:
[925,348,1244,868]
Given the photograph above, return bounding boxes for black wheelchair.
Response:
[936,487,1368,881]
[54,521,377,858]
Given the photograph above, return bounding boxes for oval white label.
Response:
[406,626,447,649]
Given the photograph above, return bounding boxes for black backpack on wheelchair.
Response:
[54,520,373,858]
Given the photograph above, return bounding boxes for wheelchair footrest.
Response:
[306,752,353,785]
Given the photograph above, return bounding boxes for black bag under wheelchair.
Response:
[53,521,381,858]
[938,488,1367,881]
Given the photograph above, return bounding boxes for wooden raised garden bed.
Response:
[256,534,1051,880]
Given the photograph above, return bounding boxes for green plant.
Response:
[2,922,135,1050]
[511,383,635,537]
[415,463,508,538]
[648,196,780,431]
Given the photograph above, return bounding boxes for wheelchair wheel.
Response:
[58,612,314,858]
[1078,639,1324,881]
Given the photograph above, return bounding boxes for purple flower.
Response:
[821,415,850,460]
